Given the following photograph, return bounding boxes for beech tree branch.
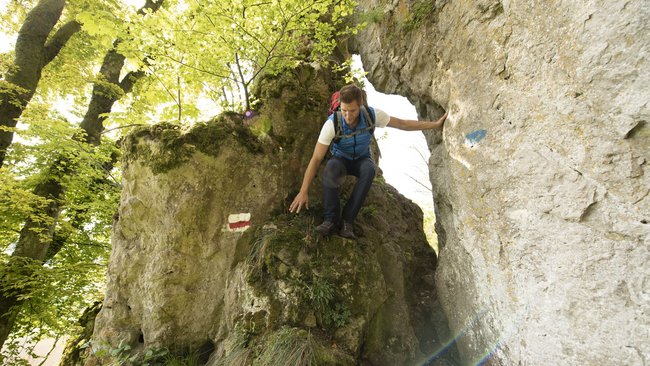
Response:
[43,20,81,64]
[119,70,146,93]
[137,0,164,15]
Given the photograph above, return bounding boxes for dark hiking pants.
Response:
[322,156,376,224]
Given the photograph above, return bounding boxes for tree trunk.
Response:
[79,48,131,145]
[0,0,163,351]
[0,0,80,168]
[0,165,64,348]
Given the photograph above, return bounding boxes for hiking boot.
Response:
[315,221,337,236]
[339,221,356,239]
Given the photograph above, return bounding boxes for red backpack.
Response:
[328,91,341,116]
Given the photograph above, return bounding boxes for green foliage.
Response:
[0,256,106,365]
[124,0,362,112]
[423,208,439,253]
[77,9,123,48]
[332,58,368,87]
[403,0,436,32]
[302,276,335,314]
[0,123,118,362]
[0,80,29,108]
[325,303,352,328]
[0,173,51,243]
[0,340,31,366]
[360,7,386,24]
[0,51,15,75]
[295,276,351,328]
[0,0,35,36]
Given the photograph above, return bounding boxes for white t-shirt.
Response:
[317,108,390,145]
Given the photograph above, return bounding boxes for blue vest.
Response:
[329,107,376,160]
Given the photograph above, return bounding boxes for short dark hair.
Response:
[339,84,364,105]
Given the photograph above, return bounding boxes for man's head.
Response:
[339,84,365,125]
[339,84,364,105]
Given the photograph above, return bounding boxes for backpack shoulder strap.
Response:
[332,111,343,142]
[361,106,376,135]
[361,106,381,160]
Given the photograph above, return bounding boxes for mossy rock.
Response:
[122,115,266,175]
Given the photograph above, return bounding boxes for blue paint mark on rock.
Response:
[465,129,487,147]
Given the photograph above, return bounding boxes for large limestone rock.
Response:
[353,1,649,365]
[81,69,457,365]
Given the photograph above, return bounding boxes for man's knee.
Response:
[323,158,346,188]
[359,159,376,180]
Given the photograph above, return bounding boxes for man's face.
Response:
[340,101,361,125]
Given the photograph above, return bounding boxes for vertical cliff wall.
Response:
[353,1,649,364]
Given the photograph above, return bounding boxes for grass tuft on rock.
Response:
[254,327,316,366]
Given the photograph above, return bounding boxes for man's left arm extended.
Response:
[386,112,448,131]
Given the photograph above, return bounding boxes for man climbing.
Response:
[289,84,447,239]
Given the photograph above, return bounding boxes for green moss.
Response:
[312,343,355,366]
[237,310,268,336]
[247,219,306,280]
[122,115,265,174]
[250,115,272,137]
[360,204,377,219]
[245,211,360,331]
[360,8,386,24]
[240,198,414,362]
[402,0,436,32]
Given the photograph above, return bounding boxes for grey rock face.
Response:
[354,1,649,365]
[83,70,457,365]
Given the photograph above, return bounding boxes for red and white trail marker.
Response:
[227,213,251,232]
